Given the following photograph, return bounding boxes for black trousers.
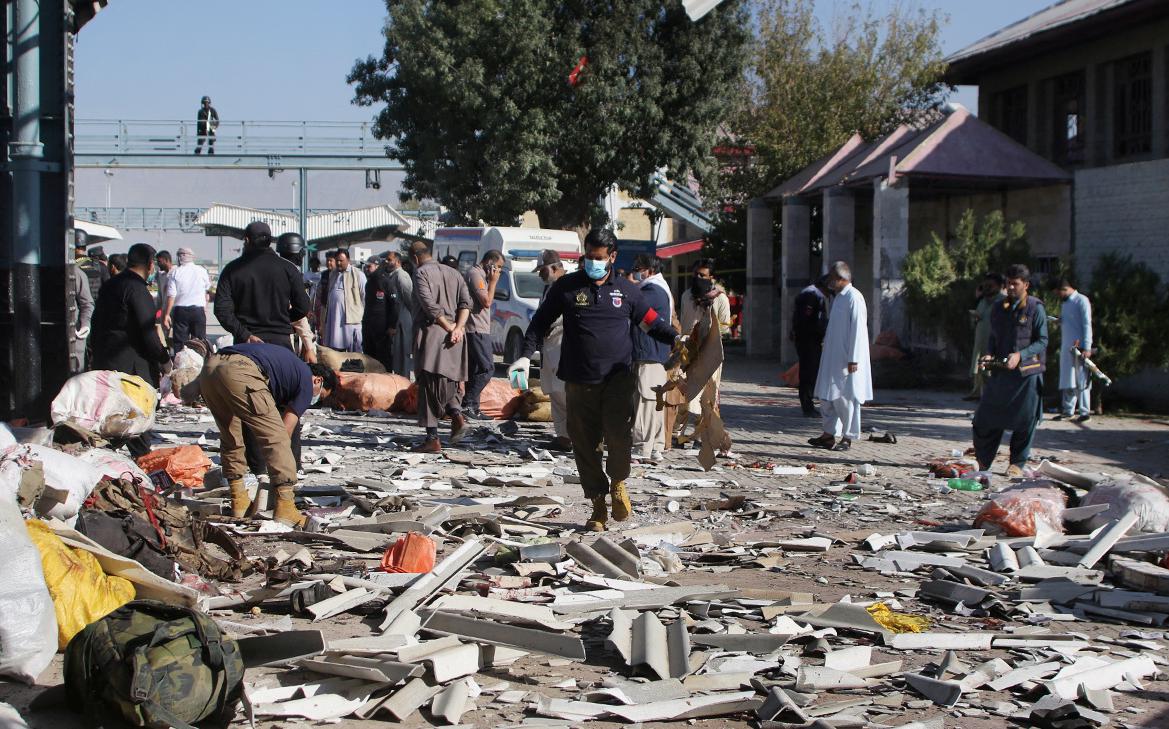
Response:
[171,305,206,352]
[243,333,302,475]
[463,332,494,411]
[362,323,394,372]
[795,337,822,414]
[195,130,215,154]
[565,370,637,499]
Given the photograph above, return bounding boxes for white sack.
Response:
[0,444,104,523]
[0,490,58,683]
[51,370,157,438]
[1082,477,1169,533]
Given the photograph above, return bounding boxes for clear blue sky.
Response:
[75,0,1056,121]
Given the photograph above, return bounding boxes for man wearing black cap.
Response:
[74,229,109,297]
[214,222,311,350]
[195,96,218,155]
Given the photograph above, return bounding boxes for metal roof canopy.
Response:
[73,218,123,243]
[945,0,1168,84]
[194,203,419,248]
[763,108,1072,201]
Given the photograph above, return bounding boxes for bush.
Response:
[1088,254,1169,379]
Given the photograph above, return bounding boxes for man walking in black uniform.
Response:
[362,256,400,371]
[195,95,218,155]
[89,243,170,387]
[508,229,682,532]
[791,276,831,416]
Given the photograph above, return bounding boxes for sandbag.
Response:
[974,485,1067,537]
[399,382,419,415]
[26,519,135,649]
[0,496,58,683]
[480,378,522,420]
[518,388,552,422]
[331,372,412,412]
[317,345,387,374]
[76,448,152,485]
[1081,477,1169,533]
[1,444,104,523]
[525,401,552,422]
[51,370,158,438]
[135,445,212,489]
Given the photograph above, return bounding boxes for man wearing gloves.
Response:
[509,229,683,531]
[808,261,872,452]
[1054,277,1094,423]
[630,254,674,463]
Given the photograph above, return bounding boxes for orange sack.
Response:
[974,485,1067,537]
[380,532,437,573]
[330,372,412,412]
[780,363,800,387]
[479,378,523,420]
[135,445,213,488]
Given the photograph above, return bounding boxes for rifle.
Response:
[1072,346,1112,388]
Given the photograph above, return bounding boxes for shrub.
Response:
[1088,254,1169,379]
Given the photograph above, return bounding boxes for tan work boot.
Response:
[609,480,631,522]
[585,496,608,532]
[273,485,306,528]
[229,478,252,518]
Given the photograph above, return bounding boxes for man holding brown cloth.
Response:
[409,241,473,452]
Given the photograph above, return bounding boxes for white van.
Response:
[432,227,580,362]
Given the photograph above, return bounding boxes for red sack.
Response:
[479,378,522,420]
[135,445,213,488]
[780,363,799,387]
[397,382,419,415]
[380,532,437,573]
[330,372,412,412]
[974,485,1067,537]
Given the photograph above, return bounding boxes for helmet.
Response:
[74,229,89,249]
[277,233,305,256]
[201,96,211,104]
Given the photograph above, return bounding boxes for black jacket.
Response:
[89,269,169,386]
[362,268,401,332]
[522,270,676,385]
[214,248,310,344]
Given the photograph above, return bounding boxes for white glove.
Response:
[507,357,531,389]
[675,334,690,347]
[76,327,90,339]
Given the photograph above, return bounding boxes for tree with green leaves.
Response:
[349,0,749,233]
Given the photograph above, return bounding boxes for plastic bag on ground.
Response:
[135,445,213,489]
[75,448,151,485]
[0,498,58,683]
[26,520,135,649]
[331,372,412,412]
[974,484,1067,537]
[479,378,523,420]
[0,444,104,523]
[380,532,437,573]
[173,348,204,371]
[50,370,158,438]
[1081,477,1169,533]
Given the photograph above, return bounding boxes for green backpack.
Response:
[64,600,244,729]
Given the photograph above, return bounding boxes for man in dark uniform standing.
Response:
[195,95,219,155]
[74,229,109,299]
[89,243,170,387]
[509,228,682,532]
[362,256,400,371]
[791,276,830,416]
[972,264,1049,478]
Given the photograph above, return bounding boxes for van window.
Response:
[494,271,512,301]
[457,251,476,275]
[514,272,546,300]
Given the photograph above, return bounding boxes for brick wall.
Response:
[1074,158,1169,284]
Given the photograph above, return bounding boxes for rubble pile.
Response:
[2,402,1169,729]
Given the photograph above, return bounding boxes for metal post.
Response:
[298,167,308,273]
[10,0,45,418]
[217,235,223,270]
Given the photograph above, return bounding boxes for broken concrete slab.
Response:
[794,666,875,691]
[379,538,487,632]
[903,672,963,708]
[550,584,738,614]
[565,541,637,580]
[236,630,326,668]
[918,579,993,607]
[1078,512,1139,569]
[987,661,1062,691]
[1045,654,1158,699]
[308,587,379,622]
[690,633,791,653]
[888,632,995,651]
[373,677,442,722]
[420,609,587,661]
[430,595,575,630]
[298,655,422,684]
[1111,556,1169,596]
[430,679,471,725]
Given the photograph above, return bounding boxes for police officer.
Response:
[74,229,109,299]
[362,255,400,371]
[508,228,683,531]
[276,232,318,365]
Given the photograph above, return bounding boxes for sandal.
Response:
[869,432,897,444]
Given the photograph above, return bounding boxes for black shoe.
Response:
[463,408,488,421]
[208,148,215,155]
[831,438,852,451]
[807,434,835,449]
[1073,414,1091,424]
[1052,414,1071,421]
[194,148,202,155]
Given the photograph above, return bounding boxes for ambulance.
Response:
[431,227,580,362]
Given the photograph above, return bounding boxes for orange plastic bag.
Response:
[135,445,212,488]
[397,382,419,414]
[331,372,412,412]
[380,532,436,573]
[479,378,522,420]
[780,363,799,387]
[974,485,1067,537]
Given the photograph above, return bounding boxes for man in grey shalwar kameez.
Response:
[323,248,367,352]
[409,241,473,452]
[384,252,415,378]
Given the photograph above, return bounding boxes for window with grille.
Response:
[992,86,1029,145]
[1051,72,1085,165]
[1113,51,1153,158]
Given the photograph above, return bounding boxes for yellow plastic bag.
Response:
[25,520,135,649]
[866,601,930,634]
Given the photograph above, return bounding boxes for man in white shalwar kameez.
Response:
[808,261,872,452]
[533,250,571,451]
[1054,278,1093,423]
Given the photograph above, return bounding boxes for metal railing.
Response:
[75,119,391,157]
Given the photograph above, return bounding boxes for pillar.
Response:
[871,178,910,342]
[779,198,811,363]
[822,188,855,267]
[744,198,776,358]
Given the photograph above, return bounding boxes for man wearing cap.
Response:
[162,247,211,352]
[74,229,109,298]
[462,250,504,418]
[67,257,94,374]
[215,222,311,351]
[195,96,218,155]
[533,250,570,450]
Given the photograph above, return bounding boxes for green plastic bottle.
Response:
[947,478,983,492]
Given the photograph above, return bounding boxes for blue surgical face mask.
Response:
[633,271,646,282]
[583,258,609,281]
[310,389,321,406]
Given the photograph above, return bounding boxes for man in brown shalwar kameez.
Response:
[409,241,473,452]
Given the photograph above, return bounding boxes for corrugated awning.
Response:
[656,239,704,258]
[73,219,124,244]
[194,203,416,248]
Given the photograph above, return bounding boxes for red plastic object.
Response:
[380,532,437,574]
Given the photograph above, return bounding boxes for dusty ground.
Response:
[3,353,1168,728]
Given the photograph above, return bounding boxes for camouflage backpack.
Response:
[64,600,244,729]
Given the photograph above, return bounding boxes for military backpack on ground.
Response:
[64,600,244,729]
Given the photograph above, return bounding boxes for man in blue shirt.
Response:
[509,229,682,531]
[199,343,337,527]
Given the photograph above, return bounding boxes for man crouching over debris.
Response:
[509,228,685,531]
[200,342,336,527]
